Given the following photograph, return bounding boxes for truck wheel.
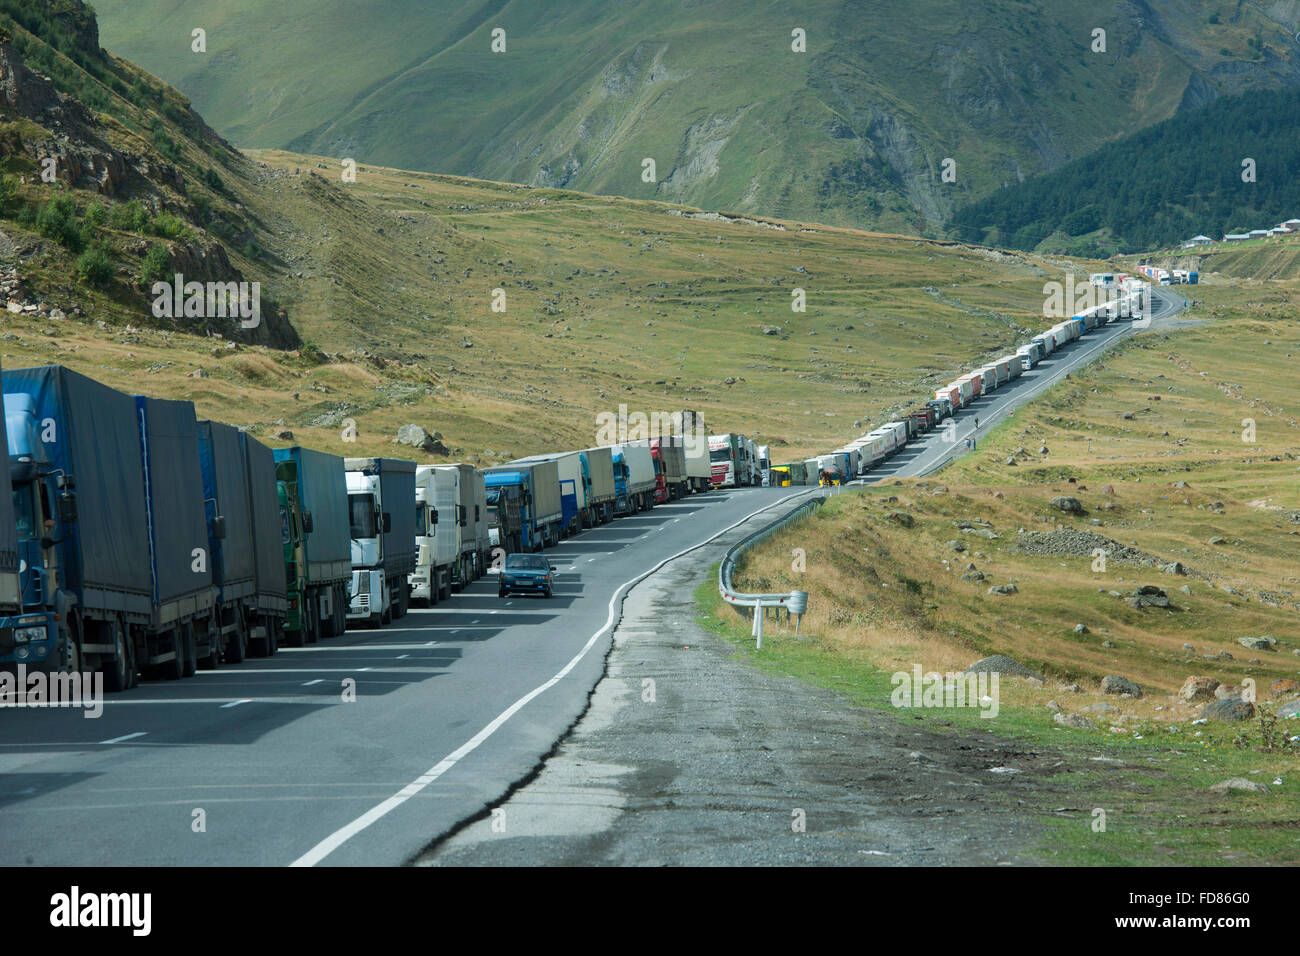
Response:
[226,615,247,663]
[306,601,320,644]
[102,619,131,693]
[336,592,348,635]
[199,615,220,669]
[181,622,197,679]
[380,605,392,626]
[440,572,451,603]
[165,627,186,681]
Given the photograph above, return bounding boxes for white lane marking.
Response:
[302,679,324,687]
[397,654,409,660]
[290,492,810,867]
[358,667,371,672]
[95,697,340,706]
[99,732,147,745]
[489,610,499,615]
[221,699,252,709]
[198,668,418,675]
[278,645,433,653]
[470,620,480,625]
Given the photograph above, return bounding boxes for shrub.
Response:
[75,242,114,288]
[140,243,170,287]
[36,195,83,252]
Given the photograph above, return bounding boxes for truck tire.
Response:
[199,616,220,669]
[102,618,131,693]
[181,622,197,679]
[440,571,451,603]
[336,590,348,635]
[226,613,247,664]
[165,627,186,681]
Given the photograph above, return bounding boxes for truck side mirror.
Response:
[382,513,392,533]
[303,511,314,534]
[57,491,77,524]
[213,515,227,540]
[429,508,438,526]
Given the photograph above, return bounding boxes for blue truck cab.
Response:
[484,471,538,551]
[1,390,67,672]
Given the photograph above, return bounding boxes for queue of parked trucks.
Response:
[0,292,1144,688]
[766,285,1148,486]
[0,366,732,689]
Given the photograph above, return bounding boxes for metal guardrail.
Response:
[718,490,826,648]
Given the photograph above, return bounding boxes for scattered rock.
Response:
[395,424,449,456]
[1237,636,1276,652]
[271,429,294,441]
[1200,698,1255,722]
[987,583,1018,596]
[966,654,1044,682]
[1178,677,1219,703]
[1082,701,1118,715]
[1053,712,1097,730]
[1073,624,1089,634]
[948,540,967,553]
[1050,496,1084,514]
[1268,679,1298,699]
[1101,675,1142,698]
[1128,585,1169,609]
[885,510,914,528]
[1208,777,1270,795]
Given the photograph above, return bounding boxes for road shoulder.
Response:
[417,506,1057,866]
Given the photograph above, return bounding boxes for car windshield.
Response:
[505,554,549,571]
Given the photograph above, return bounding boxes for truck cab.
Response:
[346,469,390,624]
[1,394,67,673]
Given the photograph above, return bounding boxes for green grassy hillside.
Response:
[92,0,1300,235]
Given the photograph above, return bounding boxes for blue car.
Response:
[498,553,555,599]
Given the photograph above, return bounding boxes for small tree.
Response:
[76,242,115,288]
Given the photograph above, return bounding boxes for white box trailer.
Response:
[979,367,998,392]
[581,446,616,523]
[411,466,458,605]
[430,463,490,589]
[677,436,711,493]
[515,451,590,536]
[834,446,860,477]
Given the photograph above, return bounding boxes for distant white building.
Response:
[1181,235,1213,249]
[1223,233,1251,242]
[1248,229,1270,239]
[1279,219,1300,233]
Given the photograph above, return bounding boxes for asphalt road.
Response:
[0,289,1182,866]
[0,486,810,866]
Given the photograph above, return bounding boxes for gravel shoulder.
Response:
[416,507,1060,866]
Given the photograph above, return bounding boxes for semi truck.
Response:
[197,421,286,662]
[0,363,66,677]
[656,439,688,500]
[485,481,525,555]
[580,446,616,523]
[707,433,740,487]
[2,367,222,689]
[756,445,771,487]
[611,443,655,514]
[411,465,457,605]
[274,446,351,645]
[514,452,589,536]
[484,459,562,551]
[345,457,417,626]
[431,463,490,588]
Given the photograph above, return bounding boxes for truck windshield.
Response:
[709,448,730,462]
[415,501,429,534]
[12,482,38,539]
[348,494,377,538]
